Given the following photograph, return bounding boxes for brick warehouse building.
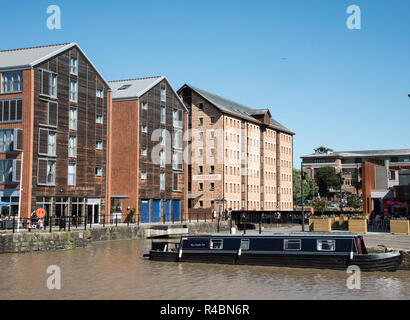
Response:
[109,76,188,223]
[0,43,111,222]
[178,85,294,212]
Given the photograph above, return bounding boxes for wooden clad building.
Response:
[0,43,111,222]
[109,76,188,223]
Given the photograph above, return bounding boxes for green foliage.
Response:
[293,169,319,203]
[312,198,328,214]
[316,167,341,197]
[347,195,362,210]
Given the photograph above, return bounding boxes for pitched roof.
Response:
[0,42,110,87]
[179,84,293,134]
[109,76,188,112]
[302,148,410,159]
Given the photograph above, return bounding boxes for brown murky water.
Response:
[0,239,409,300]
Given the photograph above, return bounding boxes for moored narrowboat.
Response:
[145,234,403,272]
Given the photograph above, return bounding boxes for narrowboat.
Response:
[145,234,403,272]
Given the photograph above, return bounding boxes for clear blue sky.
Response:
[2,0,410,167]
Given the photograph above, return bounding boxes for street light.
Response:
[301,164,306,232]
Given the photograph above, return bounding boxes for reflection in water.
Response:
[0,239,409,300]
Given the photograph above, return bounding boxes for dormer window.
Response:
[118,84,131,90]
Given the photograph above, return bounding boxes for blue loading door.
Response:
[163,201,171,222]
[173,200,181,222]
[140,199,150,223]
[152,200,160,223]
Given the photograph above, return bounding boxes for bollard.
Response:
[12,217,15,233]
[68,216,71,232]
[84,215,87,231]
[115,216,118,227]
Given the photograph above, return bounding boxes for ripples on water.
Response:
[0,239,409,300]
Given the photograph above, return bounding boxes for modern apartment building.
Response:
[178,85,294,212]
[109,76,188,223]
[302,146,410,196]
[0,43,111,221]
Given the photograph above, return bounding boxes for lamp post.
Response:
[339,173,344,215]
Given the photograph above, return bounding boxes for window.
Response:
[1,72,23,93]
[173,109,183,128]
[41,71,58,98]
[210,239,223,250]
[173,150,183,170]
[317,240,336,252]
[210,165,215,174]
[209,148,215,158]
[70,57,78,75]
[284,239,301,251]
[0,130,14,153]
[160,149,166,168]
[141,101,148,110]
[141,171,147,180]
[37,159,56,185]
[70,80,78,102]
[173,129,183,149]
[95,166,103,177]
[0,99,23,123]
[96,140,103,150]
[39,129,56,156]
[0,160,13,183]
[210,130,215,140]
[160,172,165,190]
[68,163,76,186]
[173,172,180,191]
[210,116,216,124]
[141,147,147,156]
[199,117,203,126]
[199,183,203,191]
[141,124,148,133]
[199,103,203,110]
[199,131,204,141]
[160,87,166,102]
[96,114,103,124]
[160,128,166,146]
[69,107,77,130]
[199,166,203,173]
[210,183,215,191]
[160,105,166,124]
[95,89,103,99]
[199,148,203,158]
[68,135,77,158]
[48,102,58,127]
[241,239,250,250]
[118,84,131,90]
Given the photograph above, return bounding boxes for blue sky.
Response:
[2,0,410,167]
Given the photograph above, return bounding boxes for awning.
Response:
[188,192,203,199]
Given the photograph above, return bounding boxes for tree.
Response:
[293,169,319,204]
[347,195,362,210]
[316,167,341,197]
[312,198,328,214]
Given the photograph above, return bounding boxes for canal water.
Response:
[0,239,409,300]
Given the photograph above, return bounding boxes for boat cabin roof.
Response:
[184,233,359,239]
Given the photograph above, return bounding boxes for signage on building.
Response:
[192,174,222,182]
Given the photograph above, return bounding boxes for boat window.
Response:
[317,240,336,251]
[210,239,223,250]
[241,239,250,250]
[284,239,301,251]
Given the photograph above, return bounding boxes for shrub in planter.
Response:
[348,216,367,234]
[310,216,331,232]
[390,218,410,235]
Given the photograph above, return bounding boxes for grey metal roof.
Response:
[183,84,293,134]
[302,148,410,158]
[0,42,110,87]
[0,43,74,71]
[109,76,165,100]
[109,76,188,112]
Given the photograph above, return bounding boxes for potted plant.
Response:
[348,215,367,234]
[390,218,410,235]
[309,215,332,232]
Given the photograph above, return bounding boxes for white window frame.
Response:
[317,240,336,252]
[1,71,23,93]
[69,106,77,131]
[141,124,148,134]
[96,114,103,124]
[70,56,78,75]
[210,239,223,250]
[95,166,103,177]
[69,79,78,103]
[96,88,104,98]
[284,239,302,251]
[160,105,166,124]
[68,135,77,158]
[141,171,147,180]
[68,162,76,186]
[96,139,103,150]
[241,239,250,250]
[160,171,165,190]
[160,87,166,102]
